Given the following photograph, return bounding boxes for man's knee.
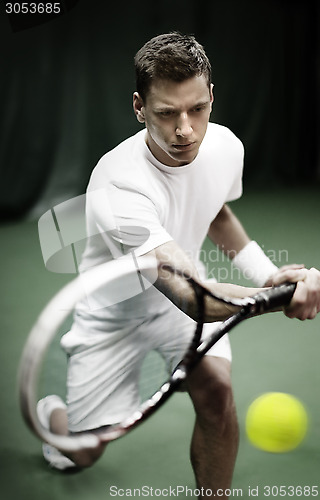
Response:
[188,356,235,424]
[69,442,107,468]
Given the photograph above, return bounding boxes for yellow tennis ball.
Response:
[245,392,308,453]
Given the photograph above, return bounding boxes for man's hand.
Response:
[267,265,320,320]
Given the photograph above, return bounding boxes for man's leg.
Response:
[48,407,107,468]
[188,356,239,499]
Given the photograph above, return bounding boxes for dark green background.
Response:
[0,0,319,220]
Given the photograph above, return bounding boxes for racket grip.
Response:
[254,282,297,313]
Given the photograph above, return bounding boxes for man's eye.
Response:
[159,111,173,117]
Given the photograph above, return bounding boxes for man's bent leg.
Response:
[50,408,107,468]
[188,356,239,499]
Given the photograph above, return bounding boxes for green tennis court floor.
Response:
[1,187,319,499]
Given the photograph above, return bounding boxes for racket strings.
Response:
[138,350,168,401]
[21,257,295,452]
[136,268,205,404]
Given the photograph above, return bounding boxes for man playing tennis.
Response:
[37,33,320,497]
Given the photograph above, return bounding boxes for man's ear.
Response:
[209,83,214,113]
[133,92,145,123]
[210,83,214,104]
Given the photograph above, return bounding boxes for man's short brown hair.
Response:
[134,32,212,102]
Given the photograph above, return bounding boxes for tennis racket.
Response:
[18,256,296,453]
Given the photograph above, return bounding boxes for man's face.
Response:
[133,75,213,167]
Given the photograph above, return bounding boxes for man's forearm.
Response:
[208,204,278,286]
[208,204,250,258]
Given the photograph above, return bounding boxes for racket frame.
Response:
[18,257,296,452]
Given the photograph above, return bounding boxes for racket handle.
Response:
[253,282,297,313]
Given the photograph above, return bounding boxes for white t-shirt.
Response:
[73,122,244,325]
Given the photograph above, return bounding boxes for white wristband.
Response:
[232,240,278,287]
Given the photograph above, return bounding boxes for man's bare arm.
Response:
[208,204,250,257]
[143,240,259,322]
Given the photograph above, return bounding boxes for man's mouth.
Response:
[172,142,195,151]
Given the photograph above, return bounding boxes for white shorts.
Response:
[61,303,232,433]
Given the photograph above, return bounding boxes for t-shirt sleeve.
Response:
[86,184,173,259]
[225,134,244,202]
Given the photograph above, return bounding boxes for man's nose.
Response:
[176,113,193,137]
